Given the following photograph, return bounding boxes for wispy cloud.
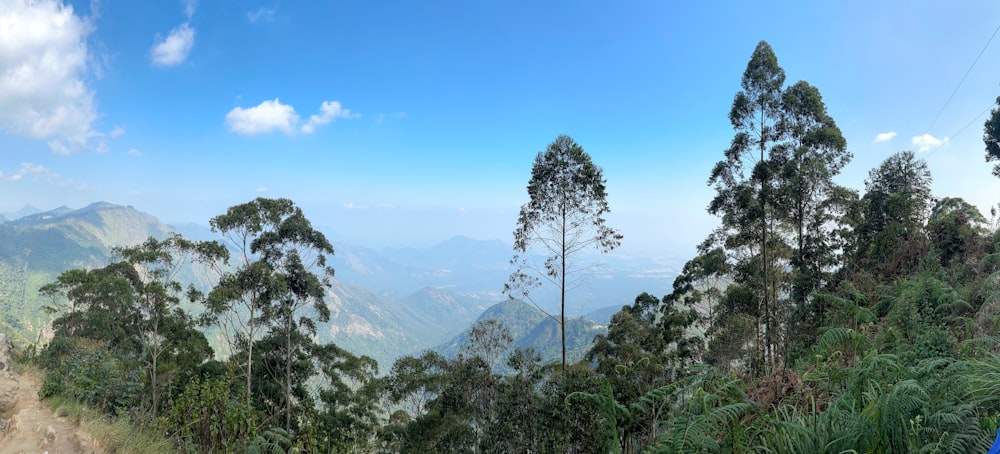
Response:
[0,0,97,153]
[9,162,55,182]
[247,7,276,23]
[301,101,354,133]
[110,126,126,138]
[226,98,300,135]
[912,133,948,152]
[182,0,197,19]
[374,112,407,125]
[127,148,142,156]
[151,0,197,67]
[873,131,897,143]
[151,23,195,67]
[227,98,356,136]
[256,186,268,193]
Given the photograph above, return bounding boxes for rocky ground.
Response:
[0,334,103,454]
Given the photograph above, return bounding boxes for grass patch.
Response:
[78,414,176,454]
[43,396,177,454]
[40,385,177,454]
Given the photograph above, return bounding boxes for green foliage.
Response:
[205,197,335,438]
[652,369,760,453]
[39,337,142,416]
[850,151,933,281]
[984,95,1000,178]
[163,365,257,453]
[506,134,623,373]
[587,292,702,451]
[313,342,381,451]
[708,40,853,375]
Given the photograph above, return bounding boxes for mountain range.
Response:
[0,202,678,370]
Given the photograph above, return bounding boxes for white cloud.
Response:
[255,186,268,193]
[912,133,948,152]
[247,7,276,23]
[10,162,54,181]
[151,23,194,67]
[227,98,356,136]
[0,0,97,153]
[127,148,141,156]
[301,100,353,133]
[182,0,197,19]
[873,131,897,143]
[226,98,299,135]
[109,126,125,137]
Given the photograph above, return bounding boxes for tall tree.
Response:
[39,233,222,419]
[775,80,850,303]
[505,134,622,373]
[112,233,226,418]
[850,151,933,280]
[708,40,786,374]
[984,95,1000,178]
[205,197,334,435]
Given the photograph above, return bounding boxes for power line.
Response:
[925,102,994,156]
[923,22,1000,135]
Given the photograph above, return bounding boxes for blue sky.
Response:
[2,1,1000,258]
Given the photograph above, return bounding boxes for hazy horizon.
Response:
[4,1,1000,260]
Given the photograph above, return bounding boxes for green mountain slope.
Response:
[0,203,174,344]
[0,202,493,371]
[436,299,606,366]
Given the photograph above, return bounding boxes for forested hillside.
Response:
[0,202,173,344]
[7,39,1000,454]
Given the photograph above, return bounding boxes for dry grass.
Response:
[45,391,177,454]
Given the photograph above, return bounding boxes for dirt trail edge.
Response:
[0,334,104,454]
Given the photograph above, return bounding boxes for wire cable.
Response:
[925,102,995,156]
[923,23,1000,135]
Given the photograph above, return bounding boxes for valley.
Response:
[0,201,677,370]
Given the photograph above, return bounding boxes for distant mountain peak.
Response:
[4,204,41,221]
[82,201,119,210]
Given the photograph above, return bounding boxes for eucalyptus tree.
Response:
[708,40,787,374]
[205,197,335,435]
[39,233,223,420]
[112,233,226,418]
[775,81,850,302]
[850,151,933,280]
[505,134,622,373]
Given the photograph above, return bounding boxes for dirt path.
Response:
[0,368,103,454]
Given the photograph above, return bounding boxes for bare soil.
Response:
[0,369,103,454]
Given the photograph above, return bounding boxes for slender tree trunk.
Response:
[247,295,255,417]
[285,308,293,436]
[760,109,770,375]
[151,314,158,419]
[561,204,567,375]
